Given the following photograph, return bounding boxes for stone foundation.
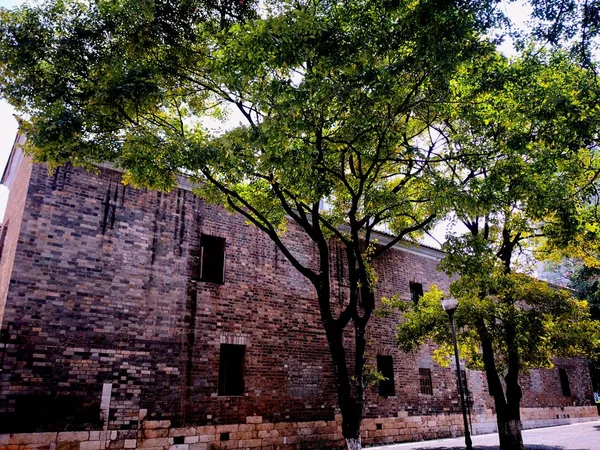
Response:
[471,405,598,435]
[1,406,597,450]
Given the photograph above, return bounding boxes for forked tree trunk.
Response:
[477,318,525,450]
[324,320,365,450]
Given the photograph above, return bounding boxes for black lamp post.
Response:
[441,296,473,450]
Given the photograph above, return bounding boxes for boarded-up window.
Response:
[377,355,395,396]
[200,234,226,284]
[410,282,423,304]
[559,368,571,397]
[419,368,433,395]
[218,344,245,396]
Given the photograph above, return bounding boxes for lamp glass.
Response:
[441,297,459,312]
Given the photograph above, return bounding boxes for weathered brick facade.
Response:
[0,143,596,450]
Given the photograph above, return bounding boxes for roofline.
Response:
[1,131,26,185]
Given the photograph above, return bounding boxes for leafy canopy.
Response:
[393,51,600,375]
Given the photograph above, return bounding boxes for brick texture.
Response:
[0,159,596,447]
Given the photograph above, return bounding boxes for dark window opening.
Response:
[200,234,226,284]
[377,355,395,396]
[419,368,433,395]
[220,432,230,441]
[410,282,424,304]
[173,437,184,445]
[376,423,383,430]
[559,368,571,397]
[218,344,245,396]
[0,221,9,263]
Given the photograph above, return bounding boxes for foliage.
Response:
[3,0,600,447]
[394,50,600,450]
[0,0,507,445]
[570,264,600,319]
[396,278,600,372]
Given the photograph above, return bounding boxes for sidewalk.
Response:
[367,420,600,450]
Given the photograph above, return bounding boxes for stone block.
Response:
[245,416,262,424]
[183,437,198,444]
[142,430,168,439]
[124,440,137,449]
[169,445,188,450]
[80,442,101,450]
[169,428,196,438]
[137,438,170,448]
[10,433,58,445]
[57,443,79,450]
[255,423,273,432]
[194,427,215,436]
[188,445,207,450]
[215,425,238,434]
[142,422,170,430]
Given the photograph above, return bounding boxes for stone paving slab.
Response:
[368,420,600,450]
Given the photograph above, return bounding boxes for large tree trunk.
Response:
[324,320,365,450]
[497,386,524,450]
[477,317,525,450]
[497,414,524,450]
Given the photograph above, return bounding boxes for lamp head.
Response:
[441,297,459,312]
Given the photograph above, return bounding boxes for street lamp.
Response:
[442,297,473,450]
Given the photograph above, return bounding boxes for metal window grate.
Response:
[419,368,433,395]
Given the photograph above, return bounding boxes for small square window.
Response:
[419,368,433,395]
[199,234,226,284]
[410,282,423,304]
[559,368,571,397]
[218,344,245,396]
[377,355,395,396]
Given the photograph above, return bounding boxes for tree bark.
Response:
[496,408,524,450]
[476,317,525,450]
[325,322,364,450]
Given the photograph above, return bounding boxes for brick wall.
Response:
[0,134,32,325]
[0,160,596,447]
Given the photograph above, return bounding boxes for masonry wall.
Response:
[0,162,596,449]
[0,135,31,326]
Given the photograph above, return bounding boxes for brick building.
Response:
[0,137,597,450]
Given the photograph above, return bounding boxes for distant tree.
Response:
[393,52,600,450]
[570,265,600,318]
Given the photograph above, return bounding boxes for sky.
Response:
[0,0,531,229]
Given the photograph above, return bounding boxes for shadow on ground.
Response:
[410,446,588,450]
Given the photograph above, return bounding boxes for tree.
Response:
[2,1,600,449]
[393,52,600,450]
[0,1,505,448]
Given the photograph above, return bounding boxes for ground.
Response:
[368,421,600,450]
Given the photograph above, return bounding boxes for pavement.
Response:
[368,420,600,450]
